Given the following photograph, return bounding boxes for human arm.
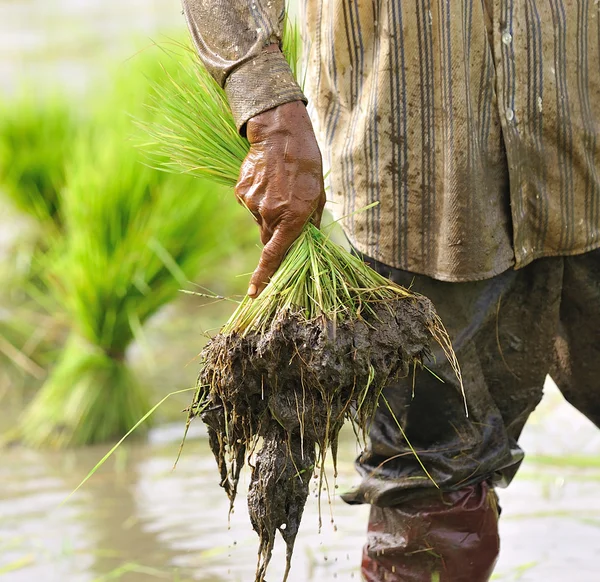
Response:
[182,0,326,296]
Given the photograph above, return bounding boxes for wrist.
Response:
[247,101,311,144]
[224,49,306,134]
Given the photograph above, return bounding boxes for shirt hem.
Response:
[348,237,517,283]
[513,239,600,270]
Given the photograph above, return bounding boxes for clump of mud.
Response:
[194,297,436,581]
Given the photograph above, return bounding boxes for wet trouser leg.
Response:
[549,250,600,428]
[361,482,500,582]
[344,249,600,581]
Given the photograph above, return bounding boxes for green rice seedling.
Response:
[0,93,75,229]
[143,30,464,582]
[18,116,239,448]
[0,44,198,402]
[0,92,77,296]
[0,41,183,230]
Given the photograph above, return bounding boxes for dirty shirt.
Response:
[182,0,600,282]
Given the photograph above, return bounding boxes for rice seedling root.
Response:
[194,298,436,581]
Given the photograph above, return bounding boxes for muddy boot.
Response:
[361,481,499,582]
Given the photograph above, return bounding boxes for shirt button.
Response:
[502,30,512,45]
[506,108,515,121]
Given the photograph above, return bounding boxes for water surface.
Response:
[2,382,600,582]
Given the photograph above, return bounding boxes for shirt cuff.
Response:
[224,50,307,133]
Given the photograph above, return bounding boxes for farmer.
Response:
[182,1,600,580]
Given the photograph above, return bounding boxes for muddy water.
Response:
[2,382,599,582]
[2,1,600,580]
[0,422,368,582]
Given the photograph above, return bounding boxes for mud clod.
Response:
[195,297,437,581]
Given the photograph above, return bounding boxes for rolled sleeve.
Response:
[225,50,306,131]
[182,0,305,132]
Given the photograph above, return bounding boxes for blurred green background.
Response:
[0,1,261,447]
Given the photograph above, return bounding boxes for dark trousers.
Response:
[347,249,600,581]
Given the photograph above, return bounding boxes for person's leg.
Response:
[362,483,500,582]
[346,255,564,582]
[551,248,600,427]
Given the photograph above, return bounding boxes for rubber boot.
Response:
[361,482,499,582]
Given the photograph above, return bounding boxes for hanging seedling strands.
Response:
[144,32,464,582]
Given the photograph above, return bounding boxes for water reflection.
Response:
[0,423,368,581]
[3,385,600,581]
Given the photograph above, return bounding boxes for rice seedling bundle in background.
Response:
[0,47,188,390]
[0,42,183,232]
[0,94,75,229]
[18,116,236,448]
[0,93,87,397]
[0,93,77,296]
[143,35,464,582]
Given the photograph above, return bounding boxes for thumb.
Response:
[247,223,302,298]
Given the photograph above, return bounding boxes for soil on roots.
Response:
[196,296,436,581]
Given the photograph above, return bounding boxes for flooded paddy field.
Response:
[1,381,599,581]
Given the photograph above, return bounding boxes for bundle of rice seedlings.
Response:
[143,36,464,582]
[0,94,75,393]
[0,93,75,229]
[18,119,238,448]
[0,42,183,231]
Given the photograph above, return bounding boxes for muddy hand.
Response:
[235,99,326,298]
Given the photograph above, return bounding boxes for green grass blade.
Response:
[63,387,196,503]
[381,394,439,489]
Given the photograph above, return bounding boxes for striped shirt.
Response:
[183,0,600,282]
